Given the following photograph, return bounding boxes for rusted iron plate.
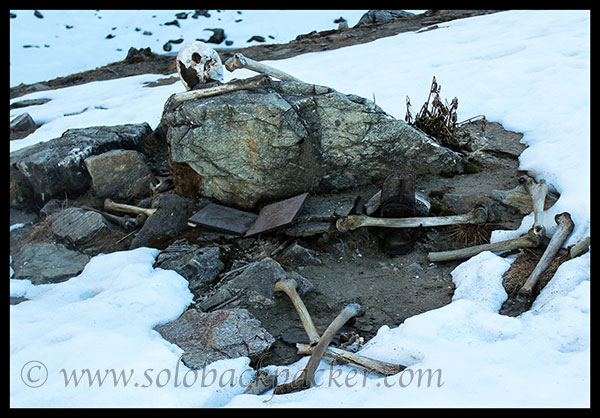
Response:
[244,193,309,237]
[188,203,258,235]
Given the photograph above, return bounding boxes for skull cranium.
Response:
[176,41,224,90]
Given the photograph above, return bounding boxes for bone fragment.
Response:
[170,74,271,105]
[274,303,363,394]
[225,52,304,83]
[568,236,590,259]
[296,343,405,376]
[274,278,320,344]
[336,204,488,232]
[427,227,543,262]
[104,198,157,218]
[518,212,574,298]
[521,176,548,238]
[81,205,146,231]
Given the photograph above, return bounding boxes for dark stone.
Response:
[155,308,275,369]
[11,242,90,284]
[10,123,152,210]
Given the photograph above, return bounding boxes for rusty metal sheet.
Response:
[188,203,258,235]
[244,193,309,237]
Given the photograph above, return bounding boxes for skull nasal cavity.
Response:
[192,52,202,63]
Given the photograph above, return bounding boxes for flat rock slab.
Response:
[187,203,258,235]
[244,193,309,237]
[11,242,91,284]
[155,308,275,369]
[49,207,110,246]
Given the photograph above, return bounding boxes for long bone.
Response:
[274,278,407,377]
[336,204,488,233]
[273,278,320,344]
[224,53,304,83]
[296,343,406,377]
[169,74,272,105]
[274,303,363,394]
[521,175,548,238]
[427,226,543,262]
[81,205,146,231]
[517,212,574,299]
[104,198,157,218]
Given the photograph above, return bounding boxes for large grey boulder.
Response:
[10,123,152,209]
[162,79,467,210]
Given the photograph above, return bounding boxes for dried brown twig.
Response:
[406,76,486,152]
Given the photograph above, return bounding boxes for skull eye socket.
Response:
[192,52,202,64]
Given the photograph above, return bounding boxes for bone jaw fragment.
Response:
[336,204,488,232]
[224,52,304,83]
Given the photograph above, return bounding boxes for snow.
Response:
[10,10,590,407]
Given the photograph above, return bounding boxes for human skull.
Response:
[176,41,224,90]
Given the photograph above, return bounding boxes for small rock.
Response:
[192,10,210,19]
[130,192,200,249]
[247,35,265,43]
[39,198,64,218]
[198,257,313,311]
[34,10,44,19]
[155,308,275,369]
[403,262,423,274]
[10,113,37,139]
[84,149,156,201]
[11,242,90,284]
[279,243,322,266]
[49,207,110,246]
[205,28,225,44]
[154,240,225,295]
[164,20,180,27]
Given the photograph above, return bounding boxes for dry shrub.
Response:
[406,76,486,152]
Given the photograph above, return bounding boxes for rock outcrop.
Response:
[10,123,152,210]
[162,79,467,210]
